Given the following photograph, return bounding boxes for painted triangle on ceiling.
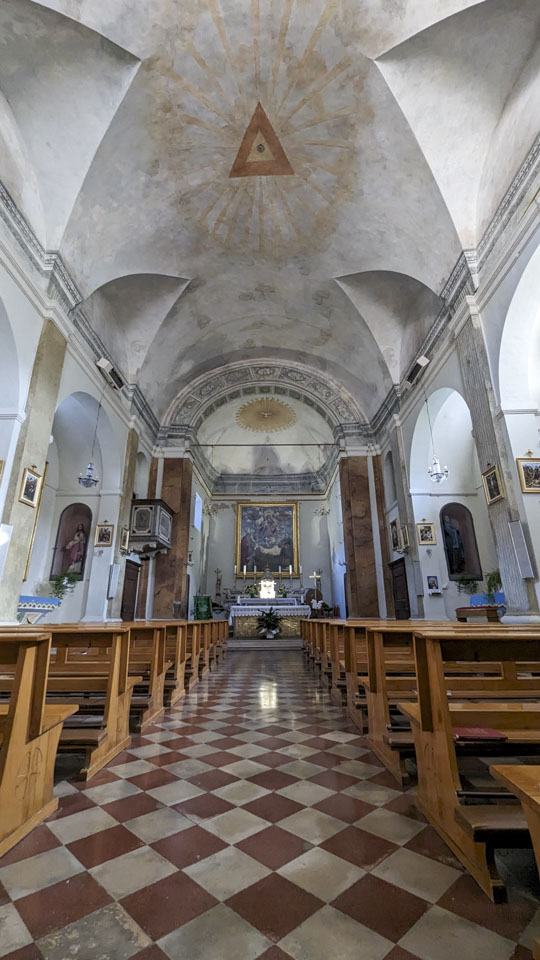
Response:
[229,102,294,178]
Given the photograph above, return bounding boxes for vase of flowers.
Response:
[256,607,282,639]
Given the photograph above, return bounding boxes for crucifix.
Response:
[309,569,322,593]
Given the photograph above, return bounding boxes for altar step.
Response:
[228,635,302,651]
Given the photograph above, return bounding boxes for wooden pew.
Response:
[398,626,540,902]
[123,623,171,730]
[360,621,538,785]
[215,619,228,663]
[0,634,78,857]
[148,621,187,707]
[0,625,141,780]
[197,619,214,677]
[491,765,540,960]
[185,621,201,689]
[327,619,349,704]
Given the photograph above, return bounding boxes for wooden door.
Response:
[390,559,410,620]
[121,560,140,621]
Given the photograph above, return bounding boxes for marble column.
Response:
[339,456,379,617]
[0,319,67,622]
[153,457,193,619]
[456,302,539,619]
[108,428,139,620]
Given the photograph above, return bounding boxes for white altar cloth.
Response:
[229,604,310,623]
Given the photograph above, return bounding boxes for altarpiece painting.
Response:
[236,503,299,575]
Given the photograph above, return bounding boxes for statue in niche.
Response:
[439,503,482,581]
[64,524,87,574]
[442,514,465,575]
[50,503,92,580]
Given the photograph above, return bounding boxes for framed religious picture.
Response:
[236,502,299,575]
[400,523,410,549]
[94,523,114,547]
[427,575,441,594]
[389,518,401,552]
[482,464,505,505]
[120,526,130,553]
[516,458,540,493]
[19,466,42,507]
[416,522,436,546]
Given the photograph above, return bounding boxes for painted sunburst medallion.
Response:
[236,397,296,432]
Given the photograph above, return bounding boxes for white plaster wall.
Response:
[406,386,498,620]
[0,260,44,517]
[203,497,334,608]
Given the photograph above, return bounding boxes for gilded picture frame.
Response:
[416,522,437,546]
[516,458,540,493]
[19,466,43,507]
[94,523,114,547]
[482,464,505,505]
[236,502,299,576]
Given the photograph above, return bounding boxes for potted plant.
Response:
[244,582,259,599]
[485,570,503,605]
[277,583,288,598]
[49,571,79,604]
[456,576,480,596]
[257,607,282,639]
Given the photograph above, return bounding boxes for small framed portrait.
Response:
[482,464,504,505]
[94,523,114,547]
[427,575,441,594]
[400,524,410,549]
[516,458,540,493]
[389,518,401,551]
[416,522,436,546]
[19,467,43,507]
[120,526,130,552]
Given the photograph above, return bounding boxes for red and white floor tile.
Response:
[1,653,538,959]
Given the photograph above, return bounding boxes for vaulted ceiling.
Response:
[2,0,539,423]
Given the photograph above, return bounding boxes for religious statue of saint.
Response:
[442,514,465,575]
[63,523,87,575]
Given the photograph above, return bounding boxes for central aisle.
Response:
[1,653,538,959]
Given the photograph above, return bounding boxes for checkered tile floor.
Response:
[1,653,539,960]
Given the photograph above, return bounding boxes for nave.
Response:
[1,652,539,960]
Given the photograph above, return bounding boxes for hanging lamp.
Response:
[425,393,449,484]
[78,400,101,488]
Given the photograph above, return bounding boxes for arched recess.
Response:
[440,502,482,581]
[409,387,497,619]
[50,503,92,579]
[25,390,121,620]
[498,244,540,610]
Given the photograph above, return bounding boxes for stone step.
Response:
[228,636,302,651]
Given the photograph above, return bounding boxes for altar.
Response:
[229,597,310,638]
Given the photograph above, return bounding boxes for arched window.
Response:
[50,503,92,580]
[439,502,482,581]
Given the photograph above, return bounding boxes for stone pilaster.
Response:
[339,456,379,618]
[456,302,538,617]
[108,428,139,620]
[153,457,193,619]
[0,319,67,622]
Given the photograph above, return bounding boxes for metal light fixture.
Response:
[424,393,449,484]
[78,401,101,488]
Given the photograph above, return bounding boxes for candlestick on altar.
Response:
[278,565,282,583]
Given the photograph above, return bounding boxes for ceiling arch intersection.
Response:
[160,360,368,446]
